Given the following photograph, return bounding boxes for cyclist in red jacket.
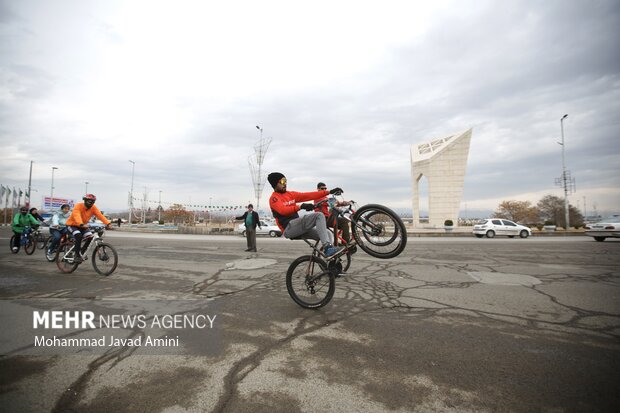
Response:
[268,172,344,258]
[314,181,351,244]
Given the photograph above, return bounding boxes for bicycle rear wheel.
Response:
[351,204,407,259]
[24,236,36,255]
[286,255,334,309]
[56,242,79,273]
[91,242,118,276]
[36,233,46,249]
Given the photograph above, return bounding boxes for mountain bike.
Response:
[286,196,407,309]
[56,225,118,275]
[9,227,37,255]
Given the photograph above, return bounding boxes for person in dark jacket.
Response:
[235,204,261,252]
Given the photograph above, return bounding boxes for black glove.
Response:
[300,203,314,211]
[329,187,343,195]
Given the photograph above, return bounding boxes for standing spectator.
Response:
[235,204,261,252]
[117,218,122,227]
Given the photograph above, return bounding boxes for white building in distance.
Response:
[410,129,472,228]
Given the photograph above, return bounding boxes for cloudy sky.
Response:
[1,0,619,216]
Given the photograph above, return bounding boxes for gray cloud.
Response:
[1,0,619,214]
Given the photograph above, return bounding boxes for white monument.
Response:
[410,129,472,228]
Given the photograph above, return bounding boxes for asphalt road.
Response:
[1,228,619,413]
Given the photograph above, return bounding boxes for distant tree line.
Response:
[493,195,584,229]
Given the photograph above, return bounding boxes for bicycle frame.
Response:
[58,227,105,263]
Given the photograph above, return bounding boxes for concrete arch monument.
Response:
[410,129,472,228]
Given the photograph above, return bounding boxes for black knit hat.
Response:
[268,172,285,189]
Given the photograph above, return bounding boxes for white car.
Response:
[585,214,620,242]
[236,220,282,237]
[473,219,531,239]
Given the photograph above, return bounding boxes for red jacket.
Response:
[314,194,329,217]
[269,190,329,231]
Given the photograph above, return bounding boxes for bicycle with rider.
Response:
[66,194,111,263]
[268,172,344,258]
[48,203,72,254]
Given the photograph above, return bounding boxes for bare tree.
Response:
[537,195,584,228]
[164,204,193,225]
[493,200,539,224]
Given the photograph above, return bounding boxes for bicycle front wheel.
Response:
[351,204,407,259]
[56,242,79,273]
[91,243,118,276]
[43,235,51,251]
[286,255,334,309]
[24,236,36,255]
[10,235,19,253]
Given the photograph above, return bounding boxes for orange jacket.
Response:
[269,189,328,231]
[66,203,110,227]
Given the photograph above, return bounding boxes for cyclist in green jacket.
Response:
[11,206,39,252]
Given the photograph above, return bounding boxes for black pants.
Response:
[12,231,21,249]
[245,227,257,251]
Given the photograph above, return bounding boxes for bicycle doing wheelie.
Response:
[56,225,118,276]
[286,195,408,309]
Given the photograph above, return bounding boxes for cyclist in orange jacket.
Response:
[66,194,111,263]
[268,172,344,258]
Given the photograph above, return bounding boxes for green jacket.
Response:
[12,213,39,234]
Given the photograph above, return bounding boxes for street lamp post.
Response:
[51,167,58,210]
[85,181,89,194]
[26,161,33,208]
[128,160,135,225]
[158,190,162,222]
[560,114,569,229]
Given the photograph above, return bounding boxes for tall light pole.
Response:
[51,167,58,210]
[248,125,271,210]
[26,161,33,208]
[560,114,569,229]
[85,181,89,194]
[128,160,135,225]
[158,190,162,222]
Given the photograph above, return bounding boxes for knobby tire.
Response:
[286,255,334,309]
[351,204,407,259]
[91,243,118,276]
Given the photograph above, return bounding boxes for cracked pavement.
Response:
[1,228,619,412]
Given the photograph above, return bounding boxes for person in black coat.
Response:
[235,204,261,252]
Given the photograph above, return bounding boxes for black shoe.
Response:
[251,249,257,252]
[245,248,252,252]
[74,255,84,264]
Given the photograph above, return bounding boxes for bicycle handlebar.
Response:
[313,196,355,211]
